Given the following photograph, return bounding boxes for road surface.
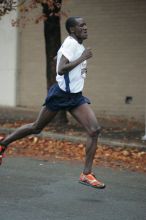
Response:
[0,157,146,220]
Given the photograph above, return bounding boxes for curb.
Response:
[0,127,146,151]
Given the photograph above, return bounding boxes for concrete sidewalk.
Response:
[0,106,146,150]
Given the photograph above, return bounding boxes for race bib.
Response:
[81,60,87,78]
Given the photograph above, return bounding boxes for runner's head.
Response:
[65,17,88,42]
[65,17,81,34]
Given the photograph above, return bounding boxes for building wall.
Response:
[19,0,146,121]
[18,5,46,108]
[61,0,146,120]
[0,11,19,106]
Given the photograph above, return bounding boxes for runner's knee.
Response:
[31,123,42,134]
[88,126,101,137]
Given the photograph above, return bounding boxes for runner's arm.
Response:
[58,48,92,75]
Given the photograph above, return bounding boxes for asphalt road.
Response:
[0,157,146,220]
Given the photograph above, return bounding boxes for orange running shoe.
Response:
[0,146,5,165]
[79,173,106,189]
[0,137,6,165]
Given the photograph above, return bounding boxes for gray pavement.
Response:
[0,157,146,220]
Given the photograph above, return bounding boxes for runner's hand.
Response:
[81,48,92,61]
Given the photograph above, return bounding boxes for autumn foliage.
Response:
[0,0,67,25]
[2,136,145,173]
[0,120,146,173]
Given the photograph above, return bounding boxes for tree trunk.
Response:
[44,16,60,90]
[42,1,68,123]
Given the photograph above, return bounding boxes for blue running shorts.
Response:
[43,83,91,112]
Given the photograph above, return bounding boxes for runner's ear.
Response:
[70,26,75,34]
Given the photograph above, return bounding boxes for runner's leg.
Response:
[70,103,101,174]
[0,106,58,147]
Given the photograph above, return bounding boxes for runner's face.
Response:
[72,18,88,41]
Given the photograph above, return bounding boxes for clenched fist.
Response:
[81,48,93,61]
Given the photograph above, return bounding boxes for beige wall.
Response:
[18,5,46,108]
[19,0,146,121]
[0,10,19,106]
